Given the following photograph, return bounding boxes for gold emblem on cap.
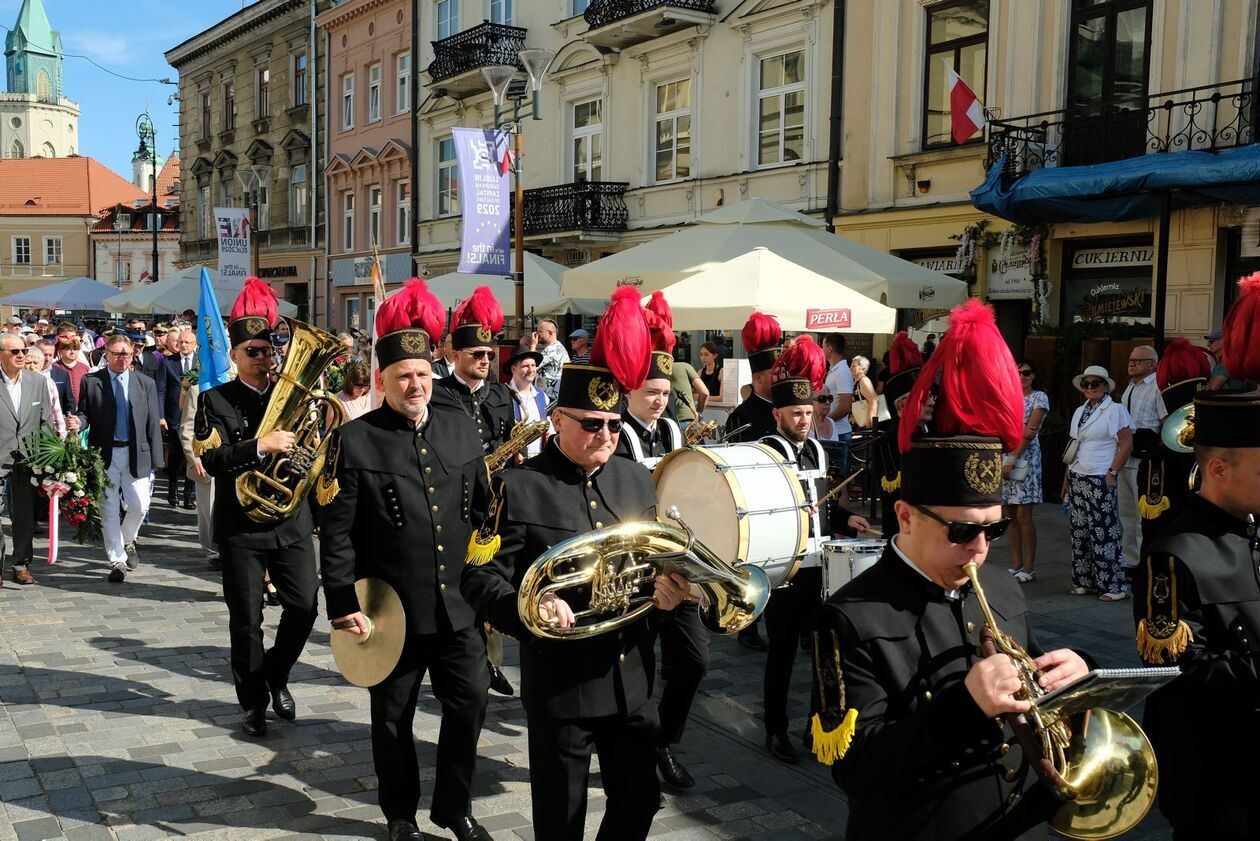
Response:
[792,380,811,401]
[476,326,493,344]
[401,332,428,355]
[245,316,268,335]
[588,376,620,411]
[964,452,1002,495]
[656,352,674,376]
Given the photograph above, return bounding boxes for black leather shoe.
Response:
[387,820,424,841]
[434,815,492,841]
[739,627,768,652]
[766,732,799,764]
[488,663,514,697]
[241,708,267,737]
[269,684,296,721]
[656,746,695,789]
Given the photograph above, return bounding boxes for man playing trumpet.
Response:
[462,288,689,841]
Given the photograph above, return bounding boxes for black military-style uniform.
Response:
[723,392,776,442]
[319,403,491,828]
[1133,493,1260,839]
[461,440,661,840]
[430,374,516,453]
[819,549,1057,840]
[1135,377,1205,551]
[613,410,708,754]
[196,378,318,712]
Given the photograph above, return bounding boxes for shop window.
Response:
[922,0,988,148]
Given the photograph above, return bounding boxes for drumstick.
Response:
[806,468,864,510]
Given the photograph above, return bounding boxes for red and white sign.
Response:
[945,62,986,144]
[805,308,852,330]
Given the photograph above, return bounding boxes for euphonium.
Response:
[963,562,1158,840]
[235,319,347,524]
[1160,403,1201,491]
[519,509,770,640]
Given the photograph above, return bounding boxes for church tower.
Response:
[0,0,79,159]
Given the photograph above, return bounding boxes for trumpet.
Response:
[518,507,770,640]
[963,562,1157,839]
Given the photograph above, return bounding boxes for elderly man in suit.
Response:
[76,333,164,583]
[163,330,198,509]
[0,334,55,585]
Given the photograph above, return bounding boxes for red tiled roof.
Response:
[155,152,181,200]
[91,202,180,233]
[0,156,148,217]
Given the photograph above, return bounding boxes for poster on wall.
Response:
[454,127,512,275]
[1065,276,1153,322]
[987,252,1034,300]
[215,207,251,283]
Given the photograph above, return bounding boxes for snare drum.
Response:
[821,539,886,598]
[653,443,808,588]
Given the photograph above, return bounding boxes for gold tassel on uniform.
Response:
[811,708,858,766]
[1135,554,1193,663]
[314,435,341,505]
[1139,461,1169,519]
[192,426,221,458]
[466,477,506,567]
[1138,494,1170,519]
[881,471,901,493]
[810,629,859,765]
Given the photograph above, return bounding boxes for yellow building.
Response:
[835,0,1259,350]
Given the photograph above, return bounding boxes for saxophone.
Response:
[485,421,550,473]
[684,419,718,446]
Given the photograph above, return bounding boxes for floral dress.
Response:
[1001,390,1049,505]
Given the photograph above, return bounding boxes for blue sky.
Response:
[0,0,251,179]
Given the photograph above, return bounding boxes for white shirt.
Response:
[509,382,546,457]
[824,359,855,436]
[2,369,20,412]
[454,371,484,394]
[1120,371,1166,468]
[1069,396,1133,476]
[891,534,960,600]
[180,354,195,374]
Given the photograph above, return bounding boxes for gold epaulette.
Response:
[810,628,859,765]
[1136,554,1193,663]
[466,476,505,566]
[880,471,901,493]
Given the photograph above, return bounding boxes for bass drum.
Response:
[821,539,886,599]
[653,443,808,588]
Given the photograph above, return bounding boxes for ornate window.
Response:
[653,79,691,182]
[756,50,805,166]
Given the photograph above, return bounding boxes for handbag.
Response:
[1131,427,1159,460]
[851,399,871,427]
[1061,438,1080,466]
[875,394,891,423]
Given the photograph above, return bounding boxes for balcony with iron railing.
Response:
[583,0,718,49]
[424,22,527,98]
[986,77,1258,187]
[510,181,630,238]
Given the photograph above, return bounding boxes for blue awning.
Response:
[971,144,1260,225]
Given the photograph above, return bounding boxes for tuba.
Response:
[236,319,348,524]
[519,509,770,640]
[1160,402,1200,491]
[963,562,1157,840]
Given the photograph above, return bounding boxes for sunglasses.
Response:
[468,350,496,361]
[913,504,1010,545]
[556,408,623,434]
[242,346,275,359]
[4,348,27,356]
[1018,369,1034,377]
[814,396,830,404]
[1080,379,1107,389]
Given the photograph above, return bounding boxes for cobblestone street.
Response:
[1,499,1169,840]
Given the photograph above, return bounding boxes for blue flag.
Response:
[197,267,232,391]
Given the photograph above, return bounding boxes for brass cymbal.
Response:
[330,577,406,688]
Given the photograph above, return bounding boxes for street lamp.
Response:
[236,164,273,276]
[135,113,160,285]
[482,47,555,339]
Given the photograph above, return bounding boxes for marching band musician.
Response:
[318,280,494,841]
[614,335,703,792]
[725,311,783,652]
[876,332,924,537]
[810,301,1089,841]
[431,285,516,453]
[462,288,692,841]
[1134,337,1211,548]
[758,336,869,764]
[194,278,318,738]
[1132,273,1260,840]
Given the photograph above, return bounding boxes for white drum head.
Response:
[654,448,743,564]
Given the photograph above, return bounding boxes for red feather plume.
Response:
[1222,272,1260,382]
[741,312,781,354]
[889,331,924,375]
[375,279,446,344]
[898,299,1023,453]
[452,285,504,334]
[230,277,278,326]
[591,286,651,392]
[644,290,676,352]
[776,334,826,391]
[1156,337,1210,389]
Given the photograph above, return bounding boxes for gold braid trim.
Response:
[880,471,901,493]
[809,629,859,765]
[314,434,341,506]
[192,426,220,458]
[1136,554,1193,663]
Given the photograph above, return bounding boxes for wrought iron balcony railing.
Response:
[427,22,527,84]
[584,0,717,30]
[511,181,630,237]
[986,77,1258,184]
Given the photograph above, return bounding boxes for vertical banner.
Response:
[197,267,232,391]
[454,127,511,275]
[215,206,252,283]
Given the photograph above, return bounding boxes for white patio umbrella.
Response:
[650,247,897,333]
[426,251,604,317]
[103,266,298,317]
[561,197,968,309]
[0,276,122,311]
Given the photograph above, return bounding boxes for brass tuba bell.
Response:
[518,512,770,641]
[1160,403,1195,453]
